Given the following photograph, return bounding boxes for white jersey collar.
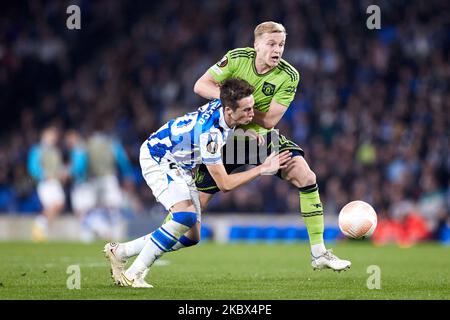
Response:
[219,106,233,130]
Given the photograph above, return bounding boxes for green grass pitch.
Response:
[0,241,449,300]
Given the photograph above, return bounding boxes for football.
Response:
[338,200,378,239]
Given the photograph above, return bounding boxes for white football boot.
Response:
[103,242,127,285]
[118,271,153,288]
[311,249,351,272]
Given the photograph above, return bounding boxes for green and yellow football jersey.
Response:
[208,47,300,134]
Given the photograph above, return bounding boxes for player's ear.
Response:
[224,106,233,115]
[254,37,260,51]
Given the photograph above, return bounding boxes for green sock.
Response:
[299,184,324,245]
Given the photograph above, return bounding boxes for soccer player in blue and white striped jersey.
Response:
[104,78,292,288]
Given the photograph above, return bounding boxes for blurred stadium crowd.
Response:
[0,1,449,242]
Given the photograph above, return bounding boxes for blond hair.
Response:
[254,21,286,39]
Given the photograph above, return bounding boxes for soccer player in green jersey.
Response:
[192,21,351,271]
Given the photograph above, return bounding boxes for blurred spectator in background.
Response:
[78,125,135,242]
[373,186,430,247]
[64,126,137,242]
[64,129,96,241]
[27,125,67,241]
[65,130,88,216]
[417,170,448,237]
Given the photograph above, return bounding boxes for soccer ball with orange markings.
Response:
[338,200,377,239]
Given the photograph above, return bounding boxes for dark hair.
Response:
[220,78,254,111]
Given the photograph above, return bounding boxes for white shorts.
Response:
[71,175,123,212]
[139,141,201,220]
[71,182,95,213]
[94,174,123,208]
[37,179,65,209]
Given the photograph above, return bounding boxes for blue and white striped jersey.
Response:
[146,99,233,169]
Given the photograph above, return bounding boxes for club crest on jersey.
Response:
[262,82,276,96]
[216,56,228,68]
[206,133,219,154]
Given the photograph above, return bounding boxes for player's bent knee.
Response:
[285,164,316,188]
[301,170,316,187]
[172,211,197,228]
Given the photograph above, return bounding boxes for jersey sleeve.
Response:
[27,145,43,181]
[207,50,236,83]
[70,147,88,180]
[199,130,223,165]
[112,141,134,179]
[273,73,300,107]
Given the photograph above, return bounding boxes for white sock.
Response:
[311,243,327,257]
[125,211,196,276]
[126,239,163,276]
[117,233,152,259]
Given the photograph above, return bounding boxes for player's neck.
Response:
[254,56,275,74]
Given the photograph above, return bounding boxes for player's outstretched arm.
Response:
[194,71,221,100]
[205,151,292,192]
[251,100,289,129]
